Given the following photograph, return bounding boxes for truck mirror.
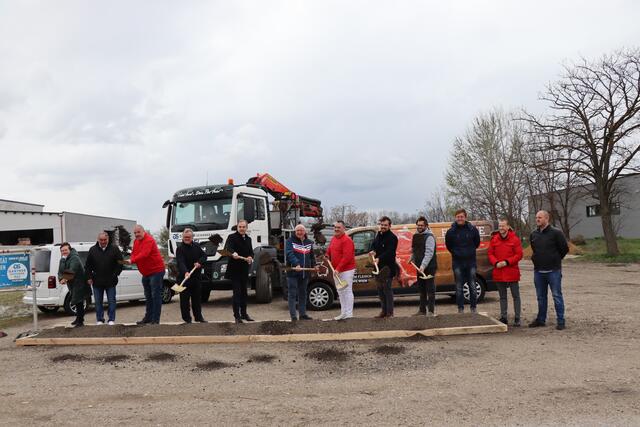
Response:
[162,200,171,208]
[242,198,256,223]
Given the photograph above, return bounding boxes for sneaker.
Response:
[196,319,208,323]
[96,321,104,326]
[413,311,427,317]
[528,319,546,328]
[136,319,151,325]
[470,307,477,314]
[73,322,84,328]
[457,308,464,314]
[290,317,298,322]
[556,324,566,331]
[499,317,508,325]
[300,314,312,320]
[334,314,345,321]
[513,318,521,327]
[108,321,115,326]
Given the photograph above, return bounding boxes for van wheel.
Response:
[38,305,59,314]
[162,283,175,304]
[307,282,334,311]
[63,294,89,316]
[255,265,273,303]
[463,277,486,303]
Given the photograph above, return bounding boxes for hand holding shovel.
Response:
[171,265,198,293]
[369,253,380,276]
[325,258,348,290]
[410,261,434,280]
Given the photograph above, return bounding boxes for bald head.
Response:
[133,225,146,241]
[535,211,550,229]
[97,232,109,248]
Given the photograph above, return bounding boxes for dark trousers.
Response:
[496,282,521,320]
[179,281,204,323]
[74,300,85,324]
[231,275,249,319]
[287,276,309,318]
[376,267,394,315]
[417,276,436,314]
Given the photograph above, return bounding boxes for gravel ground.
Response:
[0,260,639,426]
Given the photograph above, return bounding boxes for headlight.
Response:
[220,264,227,274]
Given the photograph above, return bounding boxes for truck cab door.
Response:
[237,196,269,247]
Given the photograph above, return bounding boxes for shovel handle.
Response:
[179,265,199,286]
[410,262,428,280]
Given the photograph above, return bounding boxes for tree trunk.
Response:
[599,200,620,256]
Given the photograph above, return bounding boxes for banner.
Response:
[0,253,31,288]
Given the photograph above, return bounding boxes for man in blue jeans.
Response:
[285,224,317,321]
[84,232,123,325]
[529,211,569,330]
[445,209,481,313]
[129,225,166,325]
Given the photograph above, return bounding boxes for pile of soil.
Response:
[304,348,352,362]
[195,360,232,371]
[32,313,497,340]
[147,352,177,362]
[372,344,406,355]
[247,354,277,363]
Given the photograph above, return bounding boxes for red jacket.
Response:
[130,233,165,276]
[326,234,356,273]
[488,229,523,283]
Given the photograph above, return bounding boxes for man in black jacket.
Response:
[176,228,208,323]
[224,220,255,323]
[445,209,480,313]
[369,216,398,318]
[529,210,569,330]
[85,232,123,325]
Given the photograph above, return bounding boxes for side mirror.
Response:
[162,200,171,208]
[243,198,256,223]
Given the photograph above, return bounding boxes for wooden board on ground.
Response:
[15,313,507,346]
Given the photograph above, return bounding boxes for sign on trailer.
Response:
[0,253,31,288]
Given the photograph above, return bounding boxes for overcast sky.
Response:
[1,1,639,230]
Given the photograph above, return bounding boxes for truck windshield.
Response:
[172,198,232,232]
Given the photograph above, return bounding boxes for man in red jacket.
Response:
[129,225,166,325]
[488,219,523,326]
[325,221,356,320]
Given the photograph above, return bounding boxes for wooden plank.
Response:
[15,321,506,346]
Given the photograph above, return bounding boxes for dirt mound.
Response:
[247,354,277,363]
[258,321,293,335]
[195,360,232,371]
[305,348,351,363]
[102,354,131,363]
[406,333,433,342]
[50,354,89,363]
[146,352,176,362]
[373,344,406,355]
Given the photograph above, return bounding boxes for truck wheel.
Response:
[307,282,334,311]
[63,294,89,316]
[201,290,211,303]
[38,305,59,314]
[162,282,175,304]
[463,277,486,304]
[255,266,273,303]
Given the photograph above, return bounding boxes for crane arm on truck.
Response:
[247,173,323,218]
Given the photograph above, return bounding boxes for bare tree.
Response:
[523,48,640,255]
[423,186,454,223]
[326,204,369,227]
[446,109,529,234]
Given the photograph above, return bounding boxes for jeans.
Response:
[142,271,164,323]
[376,267,394,316]
[337,269,355,318]
[454,265,477,310]
[287,276,309,318]
[496,282,521,320]
[231,275,249,319]
[417,276,436,314]
[534,270,565,325]
[93,285,117,322]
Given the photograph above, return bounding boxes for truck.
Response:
[162,173,323,303]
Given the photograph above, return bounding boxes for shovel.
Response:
[325,259,349,290]
[218,249,251,262]
[369,253,380,276]
[171,266,198,293]
[410,261,434,280]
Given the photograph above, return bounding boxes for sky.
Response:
[1,1,639,230]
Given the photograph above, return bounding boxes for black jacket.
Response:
[224,232,253,279]
[445,221,480,268]
[530,225,569,271]
[371,230,398,276]
[84,243,123,288]
[176,242,207,286]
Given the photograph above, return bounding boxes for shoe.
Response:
[458,308,464,314]
[427,311,435,317]
[290,317,298,322]
[136,319,151,325]
[149,321,159,325]
[235,318,244,324]
[108,321,115,326]
[96,321,104,326]
[386,313,394,318]
[183,320,192,324]
[73,322,84,328]
[241,314,255,322]
[196,319,208,323]
[528,319,546,328]
[334,314,345,321]
[300,315,312,320]
[374,312,386,319]
[513,318,521,327]
[499,317,508,325]
[413,311,427,317]
[556,324,566,330]
[71,319,79,326]
[470,307,477,314]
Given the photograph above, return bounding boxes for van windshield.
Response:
[172,198,232,232]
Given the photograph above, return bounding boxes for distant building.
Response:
[529,174,640,239]
[0,199,136,246]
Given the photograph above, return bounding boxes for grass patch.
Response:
[0,291,25,306]
[0,315,31,330]
[572,238,640,264]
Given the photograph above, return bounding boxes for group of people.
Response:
[59,209,569,331]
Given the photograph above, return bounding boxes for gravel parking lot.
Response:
[1,260,639,426]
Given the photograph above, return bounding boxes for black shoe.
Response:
[136,319,151,325]
[413,311,427,317]
[300,315,312,320]
[183,320,192,324]
[290,317,298,322]
[235,318,244,324]
[71,319,79,326]
[499,317,508,325]
[196,319,208,323]
[149,321,159,325]
[513,318,521,327]
[528,319,546,328]
[556,324,566,330]
[241,314,255,322]
[73,322,84,328]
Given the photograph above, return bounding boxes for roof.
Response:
[0,210,135,222]
[0,199,44,207]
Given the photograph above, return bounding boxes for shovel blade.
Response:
[171,284,186,293]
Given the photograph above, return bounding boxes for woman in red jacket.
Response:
[488,219,523,326]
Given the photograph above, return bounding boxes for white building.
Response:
[0,199,136,246]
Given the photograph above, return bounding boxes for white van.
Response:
[22,242,175,315]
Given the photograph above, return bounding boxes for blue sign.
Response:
[0,254,31,288]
